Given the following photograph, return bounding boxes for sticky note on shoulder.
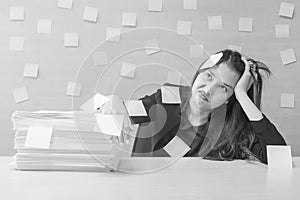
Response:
[267,145,293,170]
[25,126,53,149]
[124,100,147,116]
[161,85,181,104]
[164,135,191,157]
[80,93,110,113]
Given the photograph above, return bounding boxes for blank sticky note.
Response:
[120,62,137,78]
[12,86,29,103]
[93,51,108,66]
[80,93,110,113]
[177,20,192,35]
[279,2,295,18]
[25,126,53,149]
[267,145,293,170]
[106,27,121,42]
[23,63,39,78]
[96,114,124,136]
[275,24,289,38]
[164,135,191,157]
[82,6,99,22]
[161,86,181,104]
[66,81,81,96]
[201,52,223,69]
[64,33,79,47]
[144,38,160,55]
[148,0,163,12]
[58,0,73,9]
[10,6,24,21]
[280,93,295,108]
[183,0,197,10]
[37,20,52,34]
[208,16,222,30]
[239,17,253,32]
[124,100,147,116]
[167,71,182,85]
[122,12,137,27]
[280,48,296,65]
[9,36,24,51]
[228,44,242,53]
[190,44,204,58]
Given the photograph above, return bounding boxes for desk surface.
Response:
[1,157,300,200]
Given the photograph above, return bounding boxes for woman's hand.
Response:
[234,57,255,95]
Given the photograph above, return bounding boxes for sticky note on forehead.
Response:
[201,52,223,69]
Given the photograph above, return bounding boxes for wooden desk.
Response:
[1,157,299,200]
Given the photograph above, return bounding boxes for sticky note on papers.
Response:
[120,62,137,78]
[228,44,242,53]
[279,2,295,18]
[183,0,197,10]
[37,20,52,34]
[64,33,79,47]
[280,48,296,65]
[106,27,121,42]
[9,36,24,51]
[267,145,293,170]
[10,6,24,21]
[239,17,253,32]
[66,81,81,97]
[177,20,192,35]
[12,86,29,103]
[25,126,53,149]
[208,16,222,30]
[93,51,108,66]
[82,6,99,23]
[167,71,182,85]
[80,93,111,113]
[124,100,147,116]
[190,44,204,58]
[96,114,124,136]
[144,38,160,55]
[161,86,181,104]
[275,24,289,38]
[148,0,163,12]
[280,93,295,108]
[58,0,73,9]
[164,135,191,157]
[23,63,39,78]
[122,12,137,27]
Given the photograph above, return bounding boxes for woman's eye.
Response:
[220,85,227,92]
[206,73,212,80]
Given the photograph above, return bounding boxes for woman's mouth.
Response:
[198,91,208,102]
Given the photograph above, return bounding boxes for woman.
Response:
[127,49,286,164]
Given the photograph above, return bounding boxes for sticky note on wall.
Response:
[280,93,295,108]
[148,0,163,12]
[120,62,137,78]
[66,81,81,97]
[239,17,253,32]
[208,16,222,30]
[10,6,24,21]
[64,33,79,47]
[280,48,296,65]
[23,63,39,78]
[177,20,192,35]
[106,27,121,42]
[279,2,295,18]
[12,86,29,103]
[82,6,99,23]
[58,0,73,9]
[37,20,52,34]
[80,93,110,113]
[183,0,197,10]
[275,24,289,38]
[122,12,137,27]
[9,36,24,51]
[144,38,160,55]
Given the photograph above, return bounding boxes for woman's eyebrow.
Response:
[209,71,234,90]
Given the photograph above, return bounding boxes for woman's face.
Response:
[191,63,240,110]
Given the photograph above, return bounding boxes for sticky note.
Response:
[148,0,163,12]
[10,6,24,21]
[280,93,295,108]
[9,36,24,51]
[161,86,181,104]
[96,114,124,136]
[122,12,137,27]
[58,0,73,9]
[167,71,182,85]
[275,24,289,38]
[93,51,108,66]
[12,86,29,103]
[106,27,121,42]
[267,145,293,170]
[190,44,204,58]
[183,0,197,10]
[37,20,52,34]
[23,63,39,78]
[279,2,295,18]
[239,17,253,32]
[144,38,160,55]
[201,52,223,69]
[120,62,137,78]
[64,33,79,47]
[25,126,53,149]
[177,20,192,35]
[228,44,242,53]
[208,16,222,30]
[82,6,99,23]
[124,100,147,116]
[66,81,81,96]
[280,48,296,65]
[164,135,191,157]
[80,93,111,113]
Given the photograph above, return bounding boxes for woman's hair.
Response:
[192,49,271,162]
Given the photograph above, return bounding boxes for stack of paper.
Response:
[11,110,120,171]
